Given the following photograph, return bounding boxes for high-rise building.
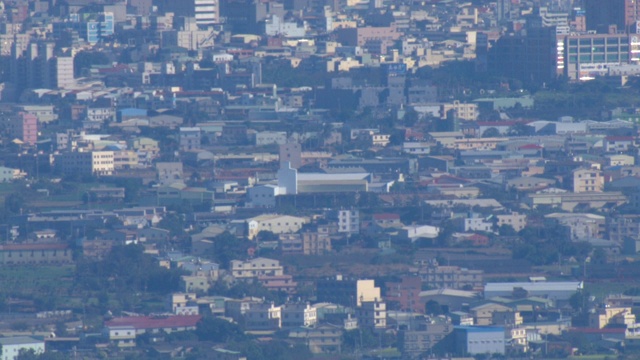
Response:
[488,19,557,85]
[155,0,220,27]
[562,32,630,80]
[8,112,38,146]
[496,0,511,22]
[585,0,640,33]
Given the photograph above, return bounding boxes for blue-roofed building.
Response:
[454,326,505,356]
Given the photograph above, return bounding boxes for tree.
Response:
[425,300,444,315]
[209,232,253,268]
[195,317,245,342]
[16,349,67,360]
[507,123,533,136]
[591,247,607,264]
[482,127,500,138]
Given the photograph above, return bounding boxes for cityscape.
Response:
[2,0,640,359]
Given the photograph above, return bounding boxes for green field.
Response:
[0,265,75,299]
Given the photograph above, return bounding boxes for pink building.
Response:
[9,112,38,145]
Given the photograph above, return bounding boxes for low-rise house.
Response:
[0,166,24,182]
[258,274,297,293]
[282,302,317,328]
[589,306,636,329]
[469,303,513,326]
[104,315,201,346]
[289,324,343,354]
[245,302,281,331]
[497,212,527,232]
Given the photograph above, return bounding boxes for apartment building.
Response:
[357,299,387,329]
[417,262,484,290]
[572,168,604,193]
[230,257,284,279]
[56,150,115,176]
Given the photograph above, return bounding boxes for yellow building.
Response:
[572,168,604,193]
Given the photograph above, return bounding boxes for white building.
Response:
[338,209,360,234]
[246,214,308,240]
[231,257,284,279]
[255,131,288,146]
[195,0,219,26]
[0,336,45,360]
[56,150,114,176]
[265,15,307,38]
[277,163,372,195]
[464,216,494,233]
[496,212,527,232]
[248,184,284,208]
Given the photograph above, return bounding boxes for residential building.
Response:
[464,215,494,233]
[316,276,381,307]
[7,112,37,145]
[179,127,201,151]
[385,276,422,313]
[0,166,24,182]
[546,213,606,240]
[56,150,115,176]
[230,257,284,279]
[584,0,639,33]
[604,136,634,152]
[357,299,386,329]
[399,321,453,358]
[245,302,281,331]
[156,162,183,184]
[289,324,343,354]
[338,209,360,234]
[497,212,527,232]
[610,214,640,242]
[301,232,331,255]
[157,0,220,27]
[573,168,604,193]
[589,306,636,329]
[440,101,479,121]
[281,302,317,328]
[416,262,484,290]
[258,274,297,293]
[181,275,211,293]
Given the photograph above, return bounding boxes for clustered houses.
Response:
[3,0,640,358]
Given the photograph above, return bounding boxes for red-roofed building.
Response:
[604,136,634,152]
[518,144,543,150]
[0,243,72,265]
[104,315,202,347]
